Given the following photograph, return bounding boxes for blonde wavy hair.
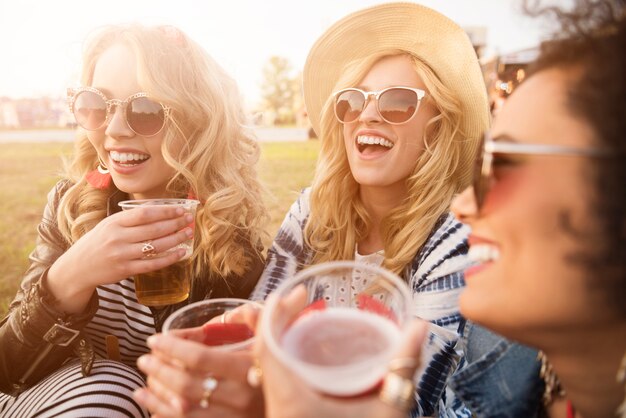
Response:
[58,24,268,278]
[305,50,473,276]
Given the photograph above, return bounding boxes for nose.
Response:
[358,94,382,124]
[451,186,479,224]
[105,105,135,138]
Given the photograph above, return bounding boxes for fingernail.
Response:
[137,355,151,369]
[185,213,194,223]
[147,335,160,348]
[175,207,184,216]
[133,388,146,403]
[184,227,193,237]
[170,396,184,413]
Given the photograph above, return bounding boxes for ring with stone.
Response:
[379,372,415,411]
[246,358,263,388]
[199,376,218,408]
[141,241,157,258]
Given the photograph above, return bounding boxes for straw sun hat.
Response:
[303,2,490,170]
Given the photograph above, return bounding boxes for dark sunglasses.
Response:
[333,87,426,125]
[473,132,613,210]
[66,87,170,137]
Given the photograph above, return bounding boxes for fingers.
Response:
[264,285,308,331]
[132,227,193,260]
[134,381,183,418]
[146,334,253,379]
[367,320,428,417]
[389,319,428,379]
[281,284,309,316]
[138,354,202,403]
[138,353,262,412]
[115,206,194,250]
[220,303,262,331]
[127,248,188,275]
[168,327,207,344]
[127,213,194,243]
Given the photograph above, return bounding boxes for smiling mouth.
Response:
[468,244,501,264]
[109,151,150,167]
[356,135,394,153]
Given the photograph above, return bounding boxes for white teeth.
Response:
[109,150,149,163]
[356,135,394,148]
[468,244,500,263]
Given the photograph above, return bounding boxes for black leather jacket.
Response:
[0,181,264,396]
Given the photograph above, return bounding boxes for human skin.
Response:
[341,54,437,254]
[46,43,192,314]
[451,68,626,418]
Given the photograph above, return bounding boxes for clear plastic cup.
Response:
[261,260,412,396]
[119,198,199,306]
[163,298,262,351]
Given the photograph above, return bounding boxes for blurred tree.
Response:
[260,56,298,126]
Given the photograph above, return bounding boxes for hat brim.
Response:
[303,2,489,144]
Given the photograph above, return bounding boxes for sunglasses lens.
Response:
[335,90,365,123]
[126,96,166,136]
[73,91,107,130]
[379,88,418,124]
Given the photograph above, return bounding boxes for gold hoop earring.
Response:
[97,157,109,174]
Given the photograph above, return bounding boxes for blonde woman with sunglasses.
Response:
[135,3,494,417]
[0,24,267,417]
[241,2,625,418]
[251,5,488,415]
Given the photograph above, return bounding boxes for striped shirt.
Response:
[252,188,472,417]
[85,278,156,367]
[0,278,153,417]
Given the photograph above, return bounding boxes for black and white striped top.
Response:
[86,278,156,367]
[0,278,154,417]
[252,188,473,418]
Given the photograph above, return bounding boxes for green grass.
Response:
[0,140,319,316]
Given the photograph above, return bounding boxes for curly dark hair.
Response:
[524,0,625,315]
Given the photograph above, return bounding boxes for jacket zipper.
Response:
[16,343,54,390]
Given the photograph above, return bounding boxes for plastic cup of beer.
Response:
[118,198,199,306]
[261,260,412,397]
[163,298,262,351]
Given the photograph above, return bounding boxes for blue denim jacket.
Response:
[449,322,544,418]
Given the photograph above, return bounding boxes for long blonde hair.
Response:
[58,24,268,278]
[305,50,474,276]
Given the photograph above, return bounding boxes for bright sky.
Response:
[0,0,561,107]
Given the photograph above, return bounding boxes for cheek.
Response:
[86,131,105,148]
[480,170,528,213]
[343,125,353,150]
[86,132,107,158]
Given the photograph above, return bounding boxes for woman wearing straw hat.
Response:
[134,3,516,417]
[251,2,490,415]
[255,1,626,417]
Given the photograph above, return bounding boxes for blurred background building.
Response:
[0,26,534,130]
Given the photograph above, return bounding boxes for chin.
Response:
[460,290,500,328]
[460,291,537,342]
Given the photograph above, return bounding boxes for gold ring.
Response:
[246,359,263,388]
[141,241,157,258]
[199,376,218,408]
[387,357,419,372]
[379,372,415,411]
